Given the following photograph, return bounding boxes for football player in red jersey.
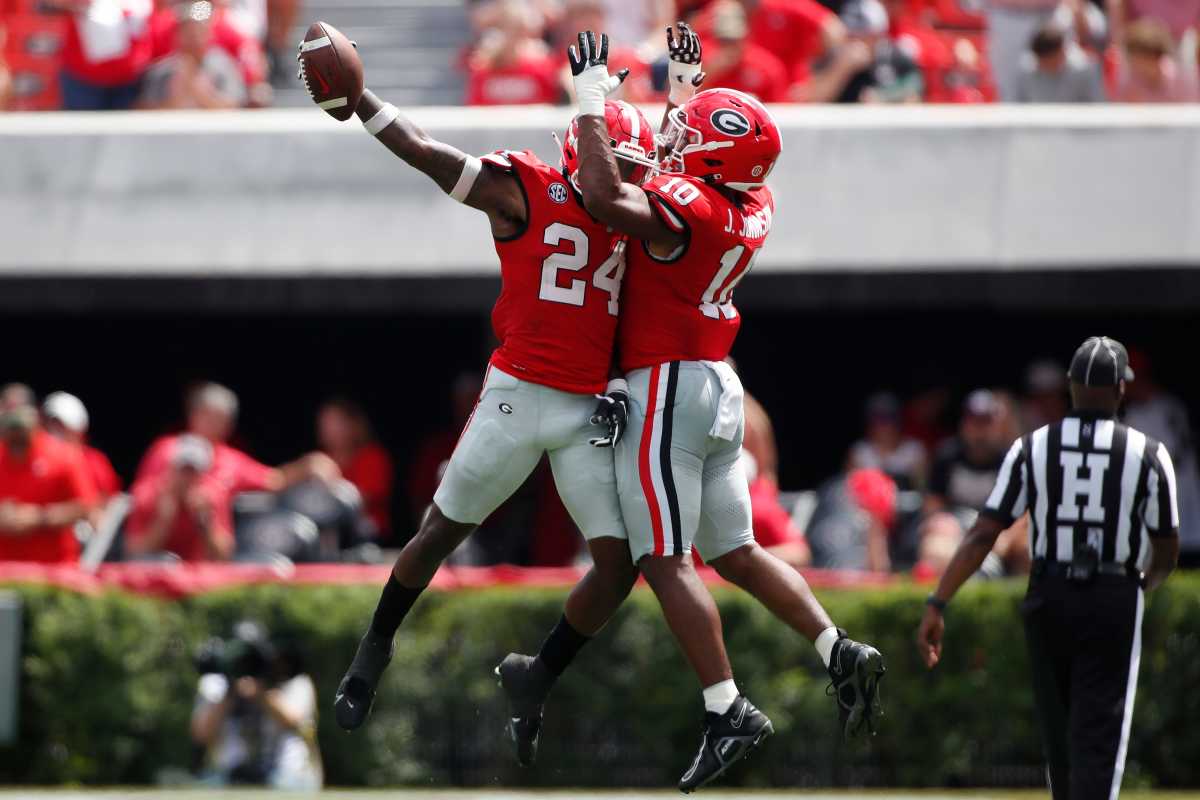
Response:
[304,50,666,741]
[541,28,886,791]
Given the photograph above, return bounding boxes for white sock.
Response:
[815,626,840,668]
[702,678,739,715]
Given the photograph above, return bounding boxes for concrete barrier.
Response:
[2,105,1199,276]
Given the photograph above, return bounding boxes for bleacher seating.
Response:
[274,0,470,107]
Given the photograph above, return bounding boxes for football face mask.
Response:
[560,100,659,189]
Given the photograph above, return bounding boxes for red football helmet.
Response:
[659,88,782,191]
[560,100,658,188]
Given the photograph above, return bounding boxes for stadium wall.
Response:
[2,576,1199,788]
[4,106,1200,280]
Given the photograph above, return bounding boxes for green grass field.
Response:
[3,792,1200,800]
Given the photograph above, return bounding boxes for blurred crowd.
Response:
[805,347,1200,581]
[0,0,296,109]
[462,0,1199,106]
[1,345,1196,584]
[2,0,1197,110]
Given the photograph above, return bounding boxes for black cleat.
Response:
[678,696,773,793]
[826,628,886,739]
[333,629,393,731]
[495,653,554,767]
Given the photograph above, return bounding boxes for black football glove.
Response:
[666,21,705,105]
[588,379,630,448]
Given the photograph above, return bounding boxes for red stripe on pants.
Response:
[639,365,665,556]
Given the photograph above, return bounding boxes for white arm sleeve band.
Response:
[449,156,482,203]
[363,102,400,136]
[604,378,630,396]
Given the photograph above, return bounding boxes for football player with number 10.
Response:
[527,27,890,792]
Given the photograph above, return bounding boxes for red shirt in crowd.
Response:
[126,470,234,560]
[748,475,806,548]
[467,55,560,105]
[82,444,121,499]
[148,6,266,87]
[134,434,274,490]
[695,0,833,87]
[0,430,98,563]
[336,443,394,538]
[60,0,155,86]
[126,435,275,560]
[705,42,791,102]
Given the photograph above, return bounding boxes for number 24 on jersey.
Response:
[538,223,625,316]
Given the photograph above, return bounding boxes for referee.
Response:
[917,335,1180,800]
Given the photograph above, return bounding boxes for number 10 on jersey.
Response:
[700,244,758,320]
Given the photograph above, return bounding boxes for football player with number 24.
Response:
[303,35,666,750]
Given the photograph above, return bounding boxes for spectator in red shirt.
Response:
[126,382,340,561]
[139,1,248,109]
[554,0,657,103]
[466,0,560,105]
[741,390,811,568]
[147,0,271,107]
[127,433,234,560]
[0,385,97,563]
[695,0,850,100]
[41,391,122,501]
[0,23,12,111]
[45,0,155,110]
[317,398,394,540]
[702,0,791,102]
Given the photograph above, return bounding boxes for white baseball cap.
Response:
[43,391,89,433]
[173,433,214,471]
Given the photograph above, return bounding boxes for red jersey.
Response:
[336,443,393,538]
[466,55,559,105]
[60,0,155,87]
[695,0,831,85]
[706,43,791,103]
[618,173,774,373]
[0,430,98,563]
[484,150,625,395]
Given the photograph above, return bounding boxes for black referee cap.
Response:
[1068,336,1135,387]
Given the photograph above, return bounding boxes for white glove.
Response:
[666,21,705,106]
[568,30,628,116]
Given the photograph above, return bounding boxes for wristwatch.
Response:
[925,594,948,613]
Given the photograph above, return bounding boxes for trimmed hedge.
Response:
[2,574,1199,788]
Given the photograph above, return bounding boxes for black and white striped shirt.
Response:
[982,411,1180,572]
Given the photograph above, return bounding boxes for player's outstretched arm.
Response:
[568,31,683,250]
[662,22,706,131]
[354,90,525,233]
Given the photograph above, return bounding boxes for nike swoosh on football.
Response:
[310,65,331,94]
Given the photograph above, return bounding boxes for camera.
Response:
[193,620,277,681]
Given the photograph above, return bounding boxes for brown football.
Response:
[298,21,363,121]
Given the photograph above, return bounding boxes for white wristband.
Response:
[449,156,482,203]
[669,83,697,107]
[605,378,630,396]
[363,102,399,136]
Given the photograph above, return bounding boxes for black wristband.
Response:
[925,594,947,613]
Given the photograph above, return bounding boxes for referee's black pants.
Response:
[1021,574,1144,800]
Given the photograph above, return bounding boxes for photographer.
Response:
[190,621,322,789]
